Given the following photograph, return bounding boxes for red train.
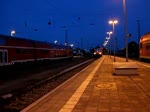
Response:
[0,35,73,66]
[139,32,150,60]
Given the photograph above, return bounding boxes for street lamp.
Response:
[54,40,58,44]
[11,30,16,36]
[70,44,74,48]
[109,20,118,62]
[105,38,109,55]
[103,40,108,47]
[107,31,112,57]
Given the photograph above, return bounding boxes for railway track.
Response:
[0,57,94,111]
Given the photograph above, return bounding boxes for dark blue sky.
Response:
[0,0,150,50]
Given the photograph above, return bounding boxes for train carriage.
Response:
[140,32,150,60]
[50,43,73,58]
[0,35,73,66]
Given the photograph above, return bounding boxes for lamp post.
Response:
[106,37,110,56]
[123,0,128,62]
[107,31,112,57]
[109,20,118,62]
[65,30,68,45]
[11,30,16,36]
[54,40,58,44]
[70,44,74,48]
[61,26,68,45]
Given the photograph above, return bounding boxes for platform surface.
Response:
[21,56,150,112]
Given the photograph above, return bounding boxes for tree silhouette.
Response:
[128,41,139,58]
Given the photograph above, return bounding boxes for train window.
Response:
[0,50,7,64]
[0,51,3,63]
[29,50,32,54]
[146,43,150,50]
[16,49,21,54]
[41,50,44,54]
[140,43,142,49]
[45,50,49,54]
[4,51,8,63]
[41,50,49,54]
[23,49,27,54]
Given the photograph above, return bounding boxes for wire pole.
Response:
[123,0,128,62]
[137,20,141,44]
[65,30,68,45]
[112,23,116,62]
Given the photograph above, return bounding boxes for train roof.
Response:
[0,34,49,44]
[140,32,150,42]
[0,34,72,49]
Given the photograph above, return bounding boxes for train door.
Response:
[0,49,8,66]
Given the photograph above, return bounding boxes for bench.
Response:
[113,62,138,75]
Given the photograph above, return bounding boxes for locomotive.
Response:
[93,48,103,58]
[139,32,150,60]
[0,35,73,66]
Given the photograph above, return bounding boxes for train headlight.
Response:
[99,52,102,55]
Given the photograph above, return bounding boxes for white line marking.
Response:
[21,59,94,112]
[59,57,104,112]
[137,63,150,68]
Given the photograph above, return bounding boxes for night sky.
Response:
[0,0,150,50]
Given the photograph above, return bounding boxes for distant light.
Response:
[107,31,113,34]
[11,30,15,33]
[70,44,74,47]
[99,52,102,55]
[105,40,108,44]
[106,37,110,40]
[11,30,16,36]
[114,20,118,24]
[103,44,106,46]
[109,20,118,24]
[54,40,57,44]
[64,43,67,45]
[109,21,113,24]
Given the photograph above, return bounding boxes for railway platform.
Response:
[21,55,150,112]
